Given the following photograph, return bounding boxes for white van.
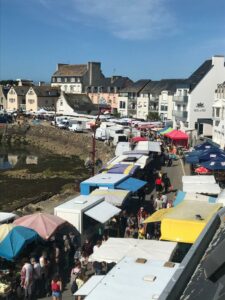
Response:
[113,134,128,146]
[68,121,85,132]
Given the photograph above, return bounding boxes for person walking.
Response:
[51,274,62,300]
[20,257,33,300]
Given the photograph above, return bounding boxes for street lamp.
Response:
[90,111,101,176]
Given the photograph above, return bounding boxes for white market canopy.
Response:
[0,212,17,224]
[90,189,130,206]
[84,201,121,223]
[84,257,179,300]
[182,175,216,184]
[89,238,177,263]
[134,141,161,153]
[74,276,104,297]
[182,175,220,195]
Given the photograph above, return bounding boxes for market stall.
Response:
[164,130,189,147]
[13,212,66,240]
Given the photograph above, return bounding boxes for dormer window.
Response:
[57,77,61,83]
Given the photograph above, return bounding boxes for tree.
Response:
[147,112,160,121]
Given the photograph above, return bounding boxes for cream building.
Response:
[26,86,59,112]
[7,86,29,111]
[212,82,225,149]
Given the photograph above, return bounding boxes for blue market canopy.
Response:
[116,177,147,192]
[0,225,39,260]
[197,148,225,162]
[194,141,219,151]
[200,159,225,170]
[186,148,225,164]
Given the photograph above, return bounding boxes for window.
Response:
[9,89,15,94]
[120,101,126,109]
[60,101,63,106]
[28,89,34,95]
[77,78,80,83]
[160,105,168,111]
[52,77,55,83]
[9,98,15,103]
[71,78,75,83]
[28,99,34,104]
[64,78,67,83]
[70,86,74,92]
[57,77,61,83]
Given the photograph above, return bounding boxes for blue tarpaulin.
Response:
[0,226,39,260]
[116,177,147,192]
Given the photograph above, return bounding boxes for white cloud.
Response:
[38,0,176,40]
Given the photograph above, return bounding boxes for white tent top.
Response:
[74,276,104,296]
[0,212,17,224]
[84,201,121,223]
[183,183,220,195]
[85,257,179,300]
[90,189,130,206]
[182,175,216,184]
[135,141,161,153]
[54,195,104,214]
[106,154,150,169]
[115,142,131,156]
[89,238,177,263]
[81,173,128,185]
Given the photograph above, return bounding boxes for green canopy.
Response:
[160,127,174,135]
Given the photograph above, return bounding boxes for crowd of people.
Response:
[15,130,181,300]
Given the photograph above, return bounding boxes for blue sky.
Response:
[0,0,225,82]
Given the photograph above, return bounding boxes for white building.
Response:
[136,80,185,121]
[118,80,150,117]
[212,82,225,149]
[56,92,96,116]
[173,55,225,138]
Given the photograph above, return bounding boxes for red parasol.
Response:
[194,166,211,174]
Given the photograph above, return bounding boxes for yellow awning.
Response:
[0,224,14,242]
[143,208,172,223]
[160,201,222,244]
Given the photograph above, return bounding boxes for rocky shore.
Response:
[1,124,114,214]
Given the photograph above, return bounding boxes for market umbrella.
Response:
[194,141,219,151]
[131,136,148,143]
[198,148,225,162]
[160,127,173,135]
[13,213,66,240]
[200,159,225,171]
[0,224,14,243]
[194,166,211,174]
[0,225,38,260]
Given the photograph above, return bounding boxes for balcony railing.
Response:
[173,95,188,103]
[172,110,188,119]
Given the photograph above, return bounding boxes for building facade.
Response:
[118,80,151,117]
[56,92,96,116]
[51,62,105,94]
[7,86,29,111]
[212,82,225,149]
[0,85,9,110]
[26,86,59,112]
[173,55,225,137]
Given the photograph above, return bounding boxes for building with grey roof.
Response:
[56,92,96,115]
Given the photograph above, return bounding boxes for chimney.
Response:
[212,55,224,68]
[88,62,101,86]
[57,63,68,70]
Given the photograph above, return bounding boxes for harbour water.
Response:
[0,145,89,211]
